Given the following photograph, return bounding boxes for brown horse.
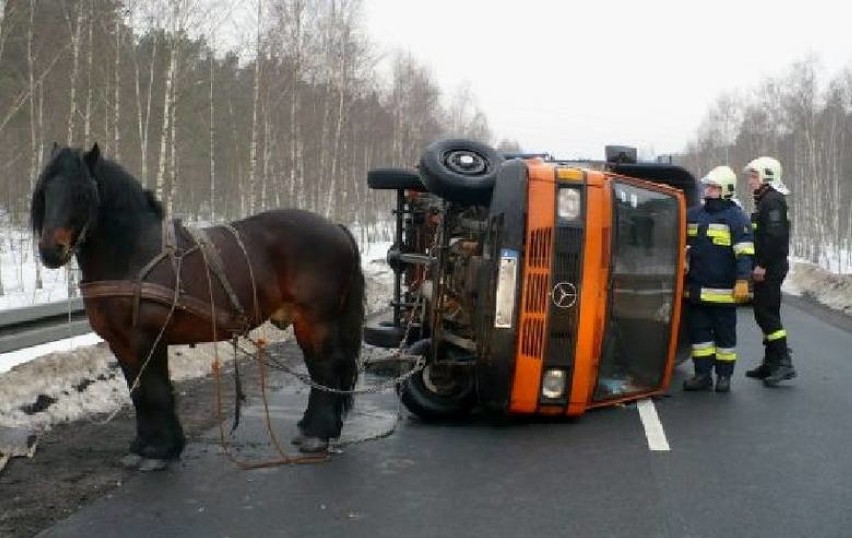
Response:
[30,144,364,470]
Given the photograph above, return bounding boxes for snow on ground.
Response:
[785,259,852,316]
[1,224,852,436]
[0,238,395,433]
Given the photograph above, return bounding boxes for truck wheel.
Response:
[418,139,502,205]
[363,322,405,348]
[367,167,424,190]
[399,340,476,420]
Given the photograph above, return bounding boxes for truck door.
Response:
[593,178,685,402]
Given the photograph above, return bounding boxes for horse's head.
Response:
[31,143,101,268]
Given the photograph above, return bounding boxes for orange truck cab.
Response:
[365,140,697,420]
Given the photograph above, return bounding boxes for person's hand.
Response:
[733,279,750,302]
[752,266,766,283]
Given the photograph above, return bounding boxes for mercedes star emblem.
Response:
[551,281,578,309]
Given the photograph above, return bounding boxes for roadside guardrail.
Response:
[0,298,91,354]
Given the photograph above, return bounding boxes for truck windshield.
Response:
[594,180,680,401]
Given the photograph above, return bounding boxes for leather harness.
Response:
[79,219,253,336]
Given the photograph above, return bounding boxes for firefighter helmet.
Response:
[744,156,782,183]
[700,165,737,199]
[744,156,789,194]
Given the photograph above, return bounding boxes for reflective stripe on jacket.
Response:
[686,198,754,304]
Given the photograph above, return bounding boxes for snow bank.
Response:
[0,241,395,431]
[786,259,852,316]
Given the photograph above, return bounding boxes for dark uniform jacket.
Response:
[686,198,754,304]
[752,184,790,273]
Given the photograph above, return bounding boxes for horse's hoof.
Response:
[137,458,170,472]
[297,437,329,454]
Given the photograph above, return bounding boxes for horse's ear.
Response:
[84,143,100,173]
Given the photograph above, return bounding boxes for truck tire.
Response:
[363,322,405,348]
[418,139,502,205]
[367,167,424,190]
[399,340,476,420]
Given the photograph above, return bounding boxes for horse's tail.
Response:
[338,224,365,414]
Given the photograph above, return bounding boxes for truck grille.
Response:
[520,228,552,357]
[545,226,584,366]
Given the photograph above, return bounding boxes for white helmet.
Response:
[744,156,789,195]
[700,165,737,199]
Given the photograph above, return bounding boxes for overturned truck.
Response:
[365,140,698,420]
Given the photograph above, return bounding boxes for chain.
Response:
[262,350,425,395]
[245,208,443,397]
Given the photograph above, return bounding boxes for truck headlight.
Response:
[494,249,519,328]
[541,368,566,399]
[557,187,582,221]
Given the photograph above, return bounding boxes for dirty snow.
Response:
[0,239,395,434]
[1,232,851,452]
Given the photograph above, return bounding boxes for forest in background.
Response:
[681,56,852,272]
[0,0,500,230]
[0,0,850,299]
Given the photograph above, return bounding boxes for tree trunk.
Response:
[133,24,158,189]
[155,2,179,210]
[208,50,216,220]
[166,69,178,216]
[246,0,263,215]
[83,0,93,146]
[261,98,272,210]
[113,14,121,161]
[27,0,41,289]
[65,1,84,145]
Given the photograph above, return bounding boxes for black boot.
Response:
[746,340,770,379]
[745,363,771,379]
[683,373,713,391]
[764,347,796,387]
[715,375,731,393]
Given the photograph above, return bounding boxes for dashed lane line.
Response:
[637,398,670,451]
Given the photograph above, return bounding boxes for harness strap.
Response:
[185,225,249,329]
[80,280,246,333]
[86,218,252,334]
[132,220,179,326]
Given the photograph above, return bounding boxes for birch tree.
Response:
[780,59,820,262]
[323,0,353,218]
[64,0,84,145]
[83,0,93,145]
[26,0,41,289]
[113,11,122,161]
[131,10,158,189]
[272,0,315,209]
[208,47,216,219]
[246,0,263,214]
[155,0,181,209]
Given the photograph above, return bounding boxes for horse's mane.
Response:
[87,153,165,220]
[31,147,164,235]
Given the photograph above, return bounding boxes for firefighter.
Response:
[683,165,754,392]
[743,156,796,386]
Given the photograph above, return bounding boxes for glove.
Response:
[733,280,750,303]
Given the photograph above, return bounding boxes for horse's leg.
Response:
[292,320,358,453]
[113,338,185,470]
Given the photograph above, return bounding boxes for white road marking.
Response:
[637,398,670,451]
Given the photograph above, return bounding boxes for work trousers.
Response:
[687,302,737,377]
[753,262,789,360]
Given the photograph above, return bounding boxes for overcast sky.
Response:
[363,0,852,160]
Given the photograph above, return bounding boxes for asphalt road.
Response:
[39,298,852,538]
